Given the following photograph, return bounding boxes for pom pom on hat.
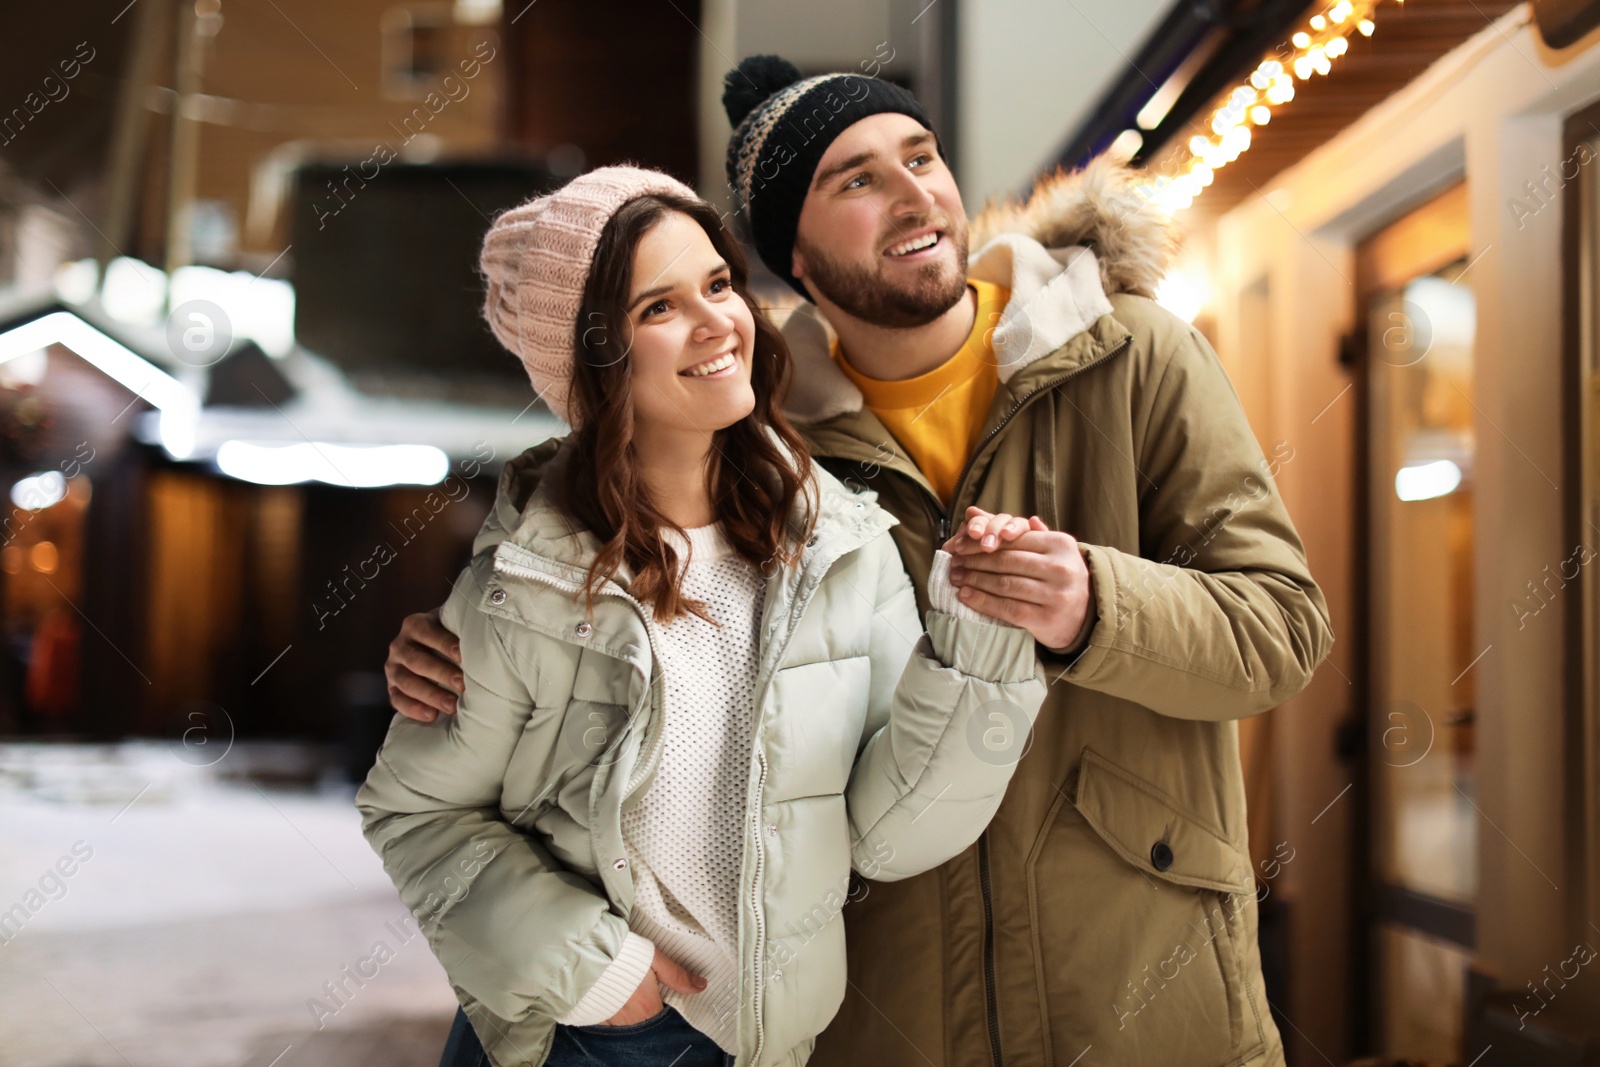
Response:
[722,54,804,127]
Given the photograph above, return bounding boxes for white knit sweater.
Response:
[555,523,992,1049]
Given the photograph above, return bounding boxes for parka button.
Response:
[489,589,507,605]
[766,823,778,836]
[576,621,593,638]
[613,858,627,870]
[1151,841,1174,872]
[770,969,783,981]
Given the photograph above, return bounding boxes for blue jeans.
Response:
[439,1003,734,1066]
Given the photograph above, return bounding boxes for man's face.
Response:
[791,113,970,329]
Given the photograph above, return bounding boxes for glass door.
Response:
[1357,181,1478,1060]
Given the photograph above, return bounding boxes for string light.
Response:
[1138,0,1393,214]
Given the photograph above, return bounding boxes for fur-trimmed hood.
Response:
[965,152,1178,300]
[780,153,1179,425]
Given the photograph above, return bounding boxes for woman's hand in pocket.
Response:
[601,949,706,1025]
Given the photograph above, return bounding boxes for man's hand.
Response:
[944,507,1093,651]
[385,609,464,722]
[601,949,706,1025]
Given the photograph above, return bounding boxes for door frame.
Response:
[1559,95,1600,950]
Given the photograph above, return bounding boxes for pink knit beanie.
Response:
[480,165,701,426]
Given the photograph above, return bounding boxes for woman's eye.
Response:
[709,277,732,294]
[642,300,668,319]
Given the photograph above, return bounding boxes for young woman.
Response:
[356,165,1046,1067]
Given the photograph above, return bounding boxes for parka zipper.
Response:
[977,833,1002,1067]
[942,336,1133,538]
[955,336,1131,1067]
[838,334,1133,1067]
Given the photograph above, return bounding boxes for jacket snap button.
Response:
[766,823,778,836]
[854,502,865,509]
[489,589,507,605]
[1151,841,1174,872]
[613,858,627,870]
[770,969,783,981]
[576,621,593,638]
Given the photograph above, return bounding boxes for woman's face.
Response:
[620,211,757,440]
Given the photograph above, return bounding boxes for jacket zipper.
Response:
[959,337,1131,1067]
[977,833,1002,1067]
[849,337,1135,547]
[749,745,771,1061]
[744,555,852,1064]
[849,334,1134,1067]
[943,336,1133,538]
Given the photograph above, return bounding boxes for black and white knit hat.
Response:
[722,55,947,300]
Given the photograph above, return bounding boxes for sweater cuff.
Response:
[555,932,656,1025]
[928,550,1019,627]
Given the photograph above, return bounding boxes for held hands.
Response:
[603,949,706,1026]
[381,507,1095,724]
[940,507,1093,652]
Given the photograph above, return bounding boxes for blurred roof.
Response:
[1058,0,1522,216]
[0,289,560,485]
[1188,0,1521,213]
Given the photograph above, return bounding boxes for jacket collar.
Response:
[478,432,895,592]
[779,152,1174,427]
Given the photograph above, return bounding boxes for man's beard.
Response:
[797,221,970,329]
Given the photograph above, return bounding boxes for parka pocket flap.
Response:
[1073,748,1251,894]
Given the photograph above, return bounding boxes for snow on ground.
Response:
[0,742,459,1067]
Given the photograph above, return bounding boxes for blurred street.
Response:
[0,743,457,1066]
[1,0,1597,1060]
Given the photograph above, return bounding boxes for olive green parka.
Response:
[789,156,1334,1067]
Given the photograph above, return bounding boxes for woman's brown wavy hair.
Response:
[558,192,817,623]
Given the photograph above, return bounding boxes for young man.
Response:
[391,56,1332,1067]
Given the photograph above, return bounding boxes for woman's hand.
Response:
[385,608,464,722]
[600,949,706,1025]
[940,506,1033,553]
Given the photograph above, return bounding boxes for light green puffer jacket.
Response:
[355,437,1048,1067]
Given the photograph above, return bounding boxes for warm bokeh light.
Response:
[1139,0,1393,215]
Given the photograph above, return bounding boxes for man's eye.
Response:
[844,173,869,190]
[909,153,931,168]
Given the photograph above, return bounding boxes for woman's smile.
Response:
[679,347,740,379]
